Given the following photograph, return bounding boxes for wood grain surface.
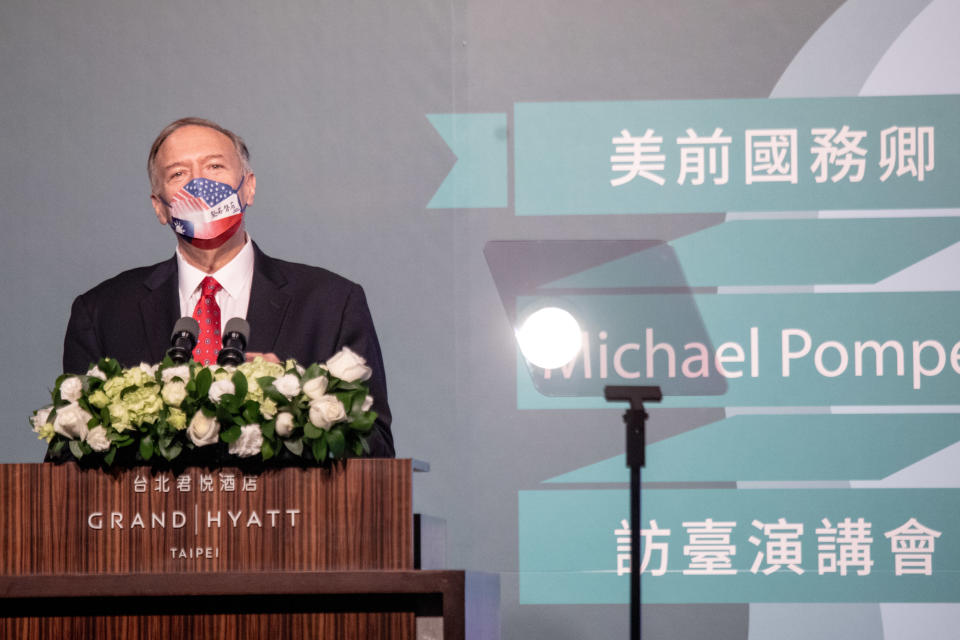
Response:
[0,459,413,575]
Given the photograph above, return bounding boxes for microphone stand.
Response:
[604,385,662,640]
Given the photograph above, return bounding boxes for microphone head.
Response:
[217,317,250,367]
[223,317,250,347]
[167,316,200,364]
[171,316,200,341]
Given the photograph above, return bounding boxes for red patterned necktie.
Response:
[192,276,223,365]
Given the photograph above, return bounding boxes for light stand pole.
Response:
[604,385,662,640]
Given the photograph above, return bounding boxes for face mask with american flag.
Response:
[161,176,246,249]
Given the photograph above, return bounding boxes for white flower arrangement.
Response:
[31,349,378,467]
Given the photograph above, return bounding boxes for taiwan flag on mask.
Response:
[166,177,245,249]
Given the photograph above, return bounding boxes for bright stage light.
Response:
[515,306,582,369]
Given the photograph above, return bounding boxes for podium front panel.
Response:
[0,460,413,574]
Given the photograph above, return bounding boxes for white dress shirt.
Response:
[176,235,255,333]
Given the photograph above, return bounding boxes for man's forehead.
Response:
[156,125,238,163]
[161,153,229,171]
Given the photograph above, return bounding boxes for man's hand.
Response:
[245,351,281,363]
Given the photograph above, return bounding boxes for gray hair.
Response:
[147,117,252,194]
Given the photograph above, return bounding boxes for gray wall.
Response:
[3,1,956,638]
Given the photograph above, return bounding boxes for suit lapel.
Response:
[247,243,292,354]
[140,257,180,363]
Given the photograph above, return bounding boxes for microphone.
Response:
[167,317,200,364]
[217,317,250,366]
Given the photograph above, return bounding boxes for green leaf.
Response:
[334,392,353,413]
[283,438,304,456]
[265,387,286,404]
[68,440,84,460]
[348,411,376,433]
[139,436,154,461]
[304,363,322,380]
[195,367,213,399]
[232,371,248,401]
[120,384,139,399]
[100,357,122,378]
[352,439,363,456]
[257,376,276,390]
[338,380,361,392]
[104,448,117,466]
[311,437,328,462]
[303,423,323,439]
[180,398,196,417]
[112,434,134,447]
[261,420,276,439]
[216,403,235,425]
[328,429,346,458]
[221,424,242,443]
[160,442,182,461]
[242,401,260,424]
[261,439,275,461]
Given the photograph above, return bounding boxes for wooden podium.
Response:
[0,460,499,639]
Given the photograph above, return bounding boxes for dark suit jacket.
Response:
[62,243,394,458]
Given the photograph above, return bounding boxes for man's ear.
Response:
[240,172,256,208]
[151,195,171,225]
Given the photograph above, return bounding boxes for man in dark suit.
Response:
[62,117,394,458]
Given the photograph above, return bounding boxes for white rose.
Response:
[273,373,301,400]
[309,395,347,431]
[32,406,53,433]
[325,347,372,382]
[161,365,190,384]
[161,381,188,407]
[302,376,328,401]
[53,403,92,440]
[139,362,159,377]
[59,376,84,403]
[208,379,235,404]
[361,395,374,412]
[86,365,107,381]
[187,412,220,447]
[85,426,111,452]
[275,411,295,437]
[228,424,263,458]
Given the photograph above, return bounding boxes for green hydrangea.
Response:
[88,389,110,409]
[239,357,286,404]
[101,367,156,401]
[240,357,285,380]
[109,403,132,432]
[260,397,278,419]
[122,367,155,388]
[35,422,55,442]
[120,386,163,426]
[167,407,187,431]
[102,376,127,400]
